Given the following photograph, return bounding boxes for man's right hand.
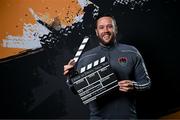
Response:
[63,59,75,76]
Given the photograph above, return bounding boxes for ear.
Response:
[115,26,118,35]
[95,29,98,36]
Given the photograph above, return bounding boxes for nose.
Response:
[104,26,109,32]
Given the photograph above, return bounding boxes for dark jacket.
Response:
[68,41,151,119]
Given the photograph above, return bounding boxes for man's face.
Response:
[95,16,117,45]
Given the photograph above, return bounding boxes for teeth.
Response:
[103,35,110,39]
[104,34,108,37]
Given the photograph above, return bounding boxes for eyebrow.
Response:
[97,24,113,28]
[98,23,112,26]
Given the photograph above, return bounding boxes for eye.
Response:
[107,24,113,29]
[98,25,104,29]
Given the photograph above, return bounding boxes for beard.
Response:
[97,32,116,46]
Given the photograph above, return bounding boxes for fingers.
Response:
[63,59,75,76]
[68,59,75,65]
[118,80,134,92]
[118,80,133,87]
[64,65,73,76]
[63,66,71,75]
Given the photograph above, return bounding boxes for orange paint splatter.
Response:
[0,0,85,59]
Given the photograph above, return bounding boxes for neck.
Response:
[99,39,117,47]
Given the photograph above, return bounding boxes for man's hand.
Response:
[63,59,75,76]
[118,80,134,92]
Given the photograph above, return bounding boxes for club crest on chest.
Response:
[118,57,128,66]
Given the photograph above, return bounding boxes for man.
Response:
[64,14,151,119]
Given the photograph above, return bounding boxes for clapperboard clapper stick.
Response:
[68,36,89,78]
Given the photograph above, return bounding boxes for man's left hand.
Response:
[118,80,134,92]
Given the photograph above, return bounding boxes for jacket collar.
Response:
[99,39,117,49]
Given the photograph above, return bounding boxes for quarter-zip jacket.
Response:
[67,41,151,119]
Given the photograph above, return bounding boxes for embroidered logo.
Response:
[118,57,128,66]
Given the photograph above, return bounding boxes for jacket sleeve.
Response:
[66,77,78,94]
[132,50,151,91]
[66,58,84,95]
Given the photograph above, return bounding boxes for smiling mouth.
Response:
[103,34,111,39]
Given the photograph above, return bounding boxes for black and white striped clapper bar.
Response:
[68,36,89,78]
[73,36,89,63]
[70,56,119,104]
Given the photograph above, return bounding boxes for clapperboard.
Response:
[68,36,118,104]
[70,57,118,104]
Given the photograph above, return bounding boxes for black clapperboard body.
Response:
[71,56,118,104]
